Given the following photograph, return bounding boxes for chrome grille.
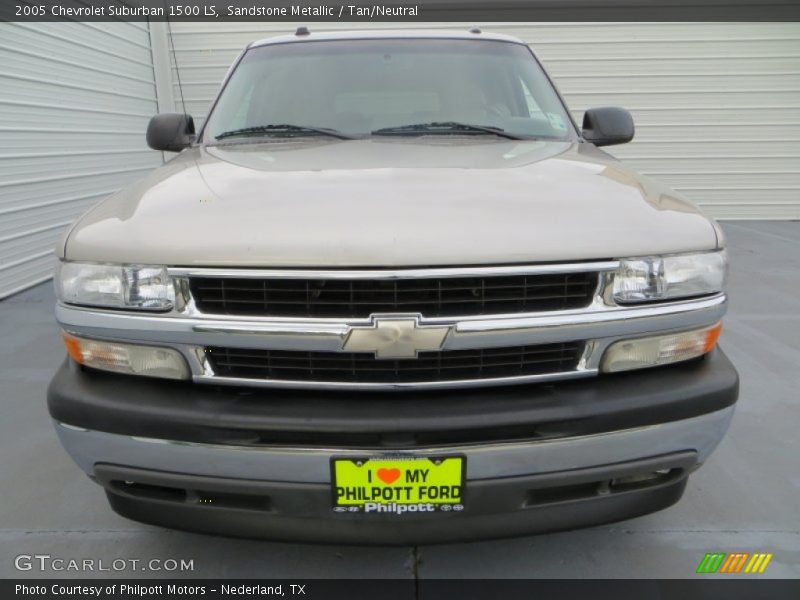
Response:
[60,260,728,391]
[189,272,598,318]
[205,342,584,385]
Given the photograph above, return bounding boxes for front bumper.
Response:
[48,349,738,544]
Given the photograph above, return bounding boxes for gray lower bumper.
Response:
[54,408,734,543]
[55,406,733,484]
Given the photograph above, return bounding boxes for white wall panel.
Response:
[0,22,162,298]
[167,22,800,220]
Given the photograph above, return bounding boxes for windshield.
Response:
[203,39,575,141]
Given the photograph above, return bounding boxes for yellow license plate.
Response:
[331,456,465,514]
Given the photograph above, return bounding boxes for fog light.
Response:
[62,332,190,380]
[601,322,722,373]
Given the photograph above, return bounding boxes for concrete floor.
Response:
[0,221,798,579]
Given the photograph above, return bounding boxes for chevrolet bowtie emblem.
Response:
[342,316,451,359]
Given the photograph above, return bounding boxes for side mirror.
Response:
[146,113,195,152]
[581,107,634,147]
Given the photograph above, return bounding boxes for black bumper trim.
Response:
[48,348,738,448]
[96,452,695,545]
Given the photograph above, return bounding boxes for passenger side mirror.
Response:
[146,113,196,152]
[581,107,634,147]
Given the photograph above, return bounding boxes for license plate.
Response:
[331,455,465,514]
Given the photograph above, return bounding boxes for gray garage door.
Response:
[167,22,800,220]
[0,22,163,298]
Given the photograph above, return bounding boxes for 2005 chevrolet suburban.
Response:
[48,29,738,543]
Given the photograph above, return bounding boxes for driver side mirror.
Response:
[146,113,196,152]
[581,107,634,147]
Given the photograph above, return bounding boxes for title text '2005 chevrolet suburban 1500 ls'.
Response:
[48,29,738,544]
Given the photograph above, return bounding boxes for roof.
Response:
[249,29,527,48]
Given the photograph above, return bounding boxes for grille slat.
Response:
[206,343,583,384]
[212,346,573,363]
[190,272,598,318]
[213,358,575,372]
[195,294,592,306]
[193,282,593,293]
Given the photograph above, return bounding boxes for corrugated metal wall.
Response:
[0,22,162,298]
[167,22,800,219]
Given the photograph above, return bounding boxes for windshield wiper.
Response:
[215,124,354,141]
[371,121,522,140]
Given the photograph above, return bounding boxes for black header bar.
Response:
[2,0,800,22]
[4,579,800,600]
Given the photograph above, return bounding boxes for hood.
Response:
[63,138,719,266]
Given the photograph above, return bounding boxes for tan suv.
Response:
[48,29,737,543]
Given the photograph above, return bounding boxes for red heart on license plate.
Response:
[377,467,401,485]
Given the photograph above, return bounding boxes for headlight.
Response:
[613,250,727,304]
[601,322,722,373]
[63,332,190,380]
[56,262,174,311]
